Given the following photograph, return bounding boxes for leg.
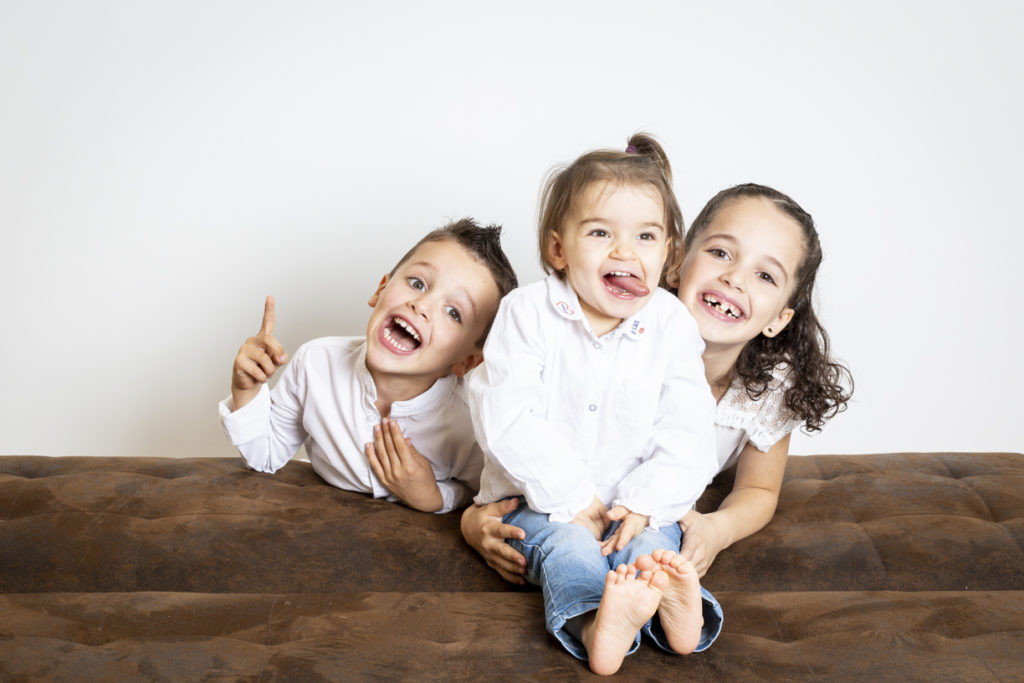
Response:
[503,501,619,661]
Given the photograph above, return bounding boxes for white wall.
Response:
[1,1,1021,459]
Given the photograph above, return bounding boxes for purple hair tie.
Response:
[625,145,638,154]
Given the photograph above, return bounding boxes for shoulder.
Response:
[291,336,365,368]
[717,364,801,451]
[645,289,703,342]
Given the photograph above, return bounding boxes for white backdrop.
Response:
[2,1,1021,459]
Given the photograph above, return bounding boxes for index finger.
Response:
[260,296,276,336]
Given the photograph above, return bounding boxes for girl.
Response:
[467,134,723,676]
[463,183,852,582]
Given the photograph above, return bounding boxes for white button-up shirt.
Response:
[468,275,718,528]
[219,336,482,513]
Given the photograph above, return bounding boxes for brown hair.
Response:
[683,183,852,432]
[390,217,518,344]
[537,133,683,282]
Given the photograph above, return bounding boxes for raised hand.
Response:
[365,417,444,512]
[231,296,289,409]
[600,506,651,556]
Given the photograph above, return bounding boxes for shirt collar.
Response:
[355,339,456,416]
[545,273,649,342]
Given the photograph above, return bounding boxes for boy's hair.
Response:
[684,183,853,432]
[538,132,683,283]
[390,218,518,345]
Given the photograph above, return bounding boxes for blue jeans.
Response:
[503,499,723,661]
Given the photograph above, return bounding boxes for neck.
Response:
[701,342,744,402]
[367,366,440,418]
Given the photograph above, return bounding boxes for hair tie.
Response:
[625,145,638,154]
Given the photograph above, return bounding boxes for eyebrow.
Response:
[703,233,790,281]
[579,217,666,232]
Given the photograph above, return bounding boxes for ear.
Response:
[448,349,484,378]
[368,274,389,308]
[763,307,795,338]
[546,232,568,272]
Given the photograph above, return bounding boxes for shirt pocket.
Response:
[614,379,661,429]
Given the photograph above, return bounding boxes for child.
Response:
[463,183,852,584]
[467,135,722,675]
[218,218,518,513]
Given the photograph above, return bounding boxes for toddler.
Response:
[468,135,721,675]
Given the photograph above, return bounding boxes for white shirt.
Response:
[219,336,482,513]
[469,275,718,528]
[714,366,802,472]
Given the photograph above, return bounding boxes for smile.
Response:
[702,293,745,320]
[382,316,422,352]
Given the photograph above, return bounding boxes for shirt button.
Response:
[588,404,597,412]
[593,341,601,349]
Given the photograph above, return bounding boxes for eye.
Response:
[445,305,462,323]
[758,272,777,286]
[707,248,729,259]
[638,231,659,241]
[406,277,426,291]
[588,229,610,238]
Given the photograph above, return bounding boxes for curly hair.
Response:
[683,184,852,432]
[538,132,684,283]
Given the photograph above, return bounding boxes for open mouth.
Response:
[603,271,650,298]
[382,316,422,352]
[702,293,745,320]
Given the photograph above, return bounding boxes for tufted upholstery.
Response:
[2,453,1023,680]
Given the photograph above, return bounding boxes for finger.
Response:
[381,419,402,466]
[494,521,527,542]
[606,505,629,521]
[260,296,276,336]
[263,336,288,366]
[236,357,268,384]
[493,565,528,585]
[365,442,385,482]
[372,425,393,479]
[255,351,277,378]
[489,542,528,571]
[385,419,409,460]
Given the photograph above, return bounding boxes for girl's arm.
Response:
[679,433,790,577]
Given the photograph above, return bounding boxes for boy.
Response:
[219,218,517,513]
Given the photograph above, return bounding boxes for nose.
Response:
[610,235,636,260]
[721,266,745,292]
[408,292,433,321]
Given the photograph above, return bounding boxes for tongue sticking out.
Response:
[604,273,650,297]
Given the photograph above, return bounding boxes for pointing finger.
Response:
[260,296,276,336]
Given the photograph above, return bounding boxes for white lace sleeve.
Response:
[715,367,802,453]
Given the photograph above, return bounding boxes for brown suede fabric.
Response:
[2,453,1023,680]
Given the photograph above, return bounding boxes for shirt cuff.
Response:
[218,385,271,445]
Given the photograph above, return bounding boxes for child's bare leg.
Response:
[580,563,666,676]
[636,549,703,654]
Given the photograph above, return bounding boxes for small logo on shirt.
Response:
[556,301,575,317]
[630,319,645,335]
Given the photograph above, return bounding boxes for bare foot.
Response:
[638,549,704,654]
[582,563,666,675]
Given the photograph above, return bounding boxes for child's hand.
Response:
[460,499,528,585]
[231,296,288,410]
[678,509,724,578]
[600,506,651,556]
[570,496,609,541]
[365,417,444,513]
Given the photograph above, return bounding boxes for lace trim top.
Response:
[713,365,802,471]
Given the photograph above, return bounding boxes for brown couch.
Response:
[2,452,1022,680]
